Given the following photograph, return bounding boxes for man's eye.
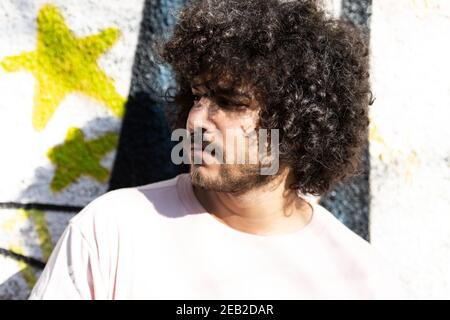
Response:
[216,97,234,107]
[216,98,246,110]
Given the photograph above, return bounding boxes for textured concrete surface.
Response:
[369,0,450,299]
[0,0,144,299]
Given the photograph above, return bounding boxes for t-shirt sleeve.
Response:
[28,221,105,300]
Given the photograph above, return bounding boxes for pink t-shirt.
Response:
[29,173,406,299]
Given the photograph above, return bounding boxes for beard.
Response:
[189,128,282,194]
[190,162,281,195]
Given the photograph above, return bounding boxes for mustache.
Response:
[189,132,222,154]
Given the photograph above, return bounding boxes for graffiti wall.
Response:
[1,0,149,299]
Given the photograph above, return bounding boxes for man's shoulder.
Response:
[313,204,372,250]
[69,174,184,233]
[313,204,386,269]
[314,204,408,298]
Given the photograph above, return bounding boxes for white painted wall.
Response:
[369,0,450,299]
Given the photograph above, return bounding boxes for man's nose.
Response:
[186,97,216,134]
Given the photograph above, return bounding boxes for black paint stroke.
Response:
[0,202,82,213]
[108,0,187,191]
[0,248,46,269]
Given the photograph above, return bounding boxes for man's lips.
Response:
[190,145,218,164]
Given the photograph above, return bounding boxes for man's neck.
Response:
[192,173,314,236]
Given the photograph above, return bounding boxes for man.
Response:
[29,0,406,299]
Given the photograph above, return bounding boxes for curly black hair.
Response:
[156,0,374,196]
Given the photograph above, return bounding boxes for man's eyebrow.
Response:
[191,84,206,92]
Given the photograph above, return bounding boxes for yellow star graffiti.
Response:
[0,4,126,131]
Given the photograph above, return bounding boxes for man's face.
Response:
[186,74,279,194]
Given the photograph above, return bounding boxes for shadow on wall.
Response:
[0,270,41,300]
[108,0,187,190]
[319,143,371,241]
